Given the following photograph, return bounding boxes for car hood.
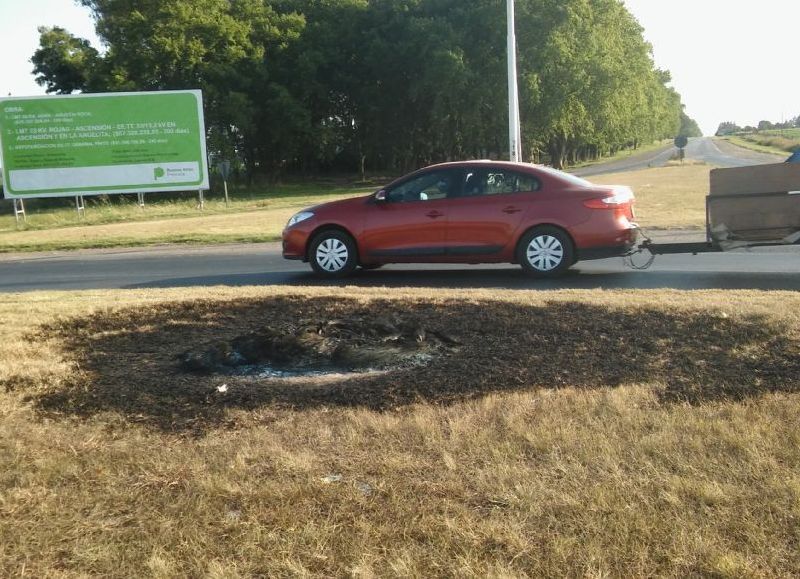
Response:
[307,194,372,215]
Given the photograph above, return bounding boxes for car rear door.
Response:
[361,168,462,261]
[445,167,540,258]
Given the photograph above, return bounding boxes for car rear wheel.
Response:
[517,226,574,277]
[309,230,358,277]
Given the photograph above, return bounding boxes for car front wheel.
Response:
[517,226,574,277]
[309,230,358,277]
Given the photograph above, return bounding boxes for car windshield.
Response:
[536,166,592,188]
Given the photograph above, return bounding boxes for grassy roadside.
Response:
[720,134,798,157]
[0,182,376,232]
[589,162,710,229]
[1,286,799,576]
[568,139,672,170]
[0,163,711,252]
[0,203,335,253]
[0,186,366,252]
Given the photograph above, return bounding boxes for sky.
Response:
[1,0,102,98]
[1,0,798,136]
[622,0,799,135]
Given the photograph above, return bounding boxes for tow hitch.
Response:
[625,227,721,270]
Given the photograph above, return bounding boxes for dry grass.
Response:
[0,206,308,252]
[1,286,800,577]
[593,163,711,229]
[0,192,358,253]
[570,139,672,170]
[724,133,800,155]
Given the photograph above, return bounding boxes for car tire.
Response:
[517,226,574,277]
[309,230,358,277]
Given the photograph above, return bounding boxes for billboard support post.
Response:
[13,199,26,224]
[218,160,231,208]
[137,192,146,209]
[198,189,205,210]
[75,195,86,218]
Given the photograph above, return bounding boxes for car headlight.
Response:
[287,211,314,228]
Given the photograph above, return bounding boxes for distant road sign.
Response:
[218,159,231,180]
[674,135,689,149]
[0,90,209,199]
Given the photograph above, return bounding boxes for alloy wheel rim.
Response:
[526,235,564,271]
[316,238,349,272]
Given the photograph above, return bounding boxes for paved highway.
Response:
[575,136,783,177]
[1,237,799,293]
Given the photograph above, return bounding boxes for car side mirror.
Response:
[375,190,387,202]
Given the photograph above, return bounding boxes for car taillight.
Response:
[583,187,634,209]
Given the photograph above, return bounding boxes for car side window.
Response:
[461,169,541,197]
[386,170,459,203]
[514,172,541,193]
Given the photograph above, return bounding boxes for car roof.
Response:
[381,160,594,190]
[425,160,538,171]
[416,160,593,186]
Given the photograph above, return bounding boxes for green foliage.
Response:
[679,111,702,138]
[716,121,741,136]
[32,0,690,173]
[766,127,800,139]
[758,120,774,131]
[516,0,682,167]
[31,26,100,94]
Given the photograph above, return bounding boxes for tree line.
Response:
[32,0,695,178]
[716,117,800,136]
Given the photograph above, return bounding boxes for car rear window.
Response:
[536,166,592,188]
[536,165,593,187]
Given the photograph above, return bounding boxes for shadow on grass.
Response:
[121,267,800,293]
[12,296,800,432]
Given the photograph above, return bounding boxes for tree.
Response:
[31,26,100,94]
[757,120,774,132]
[77,0,306,177]
[31,0,693,175]
[679,110,702,137]
[516,0,681,168]
[715,122,741,136]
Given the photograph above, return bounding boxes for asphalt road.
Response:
[575,136,784,177]
[1,137,795,293]
[2,237,799,293]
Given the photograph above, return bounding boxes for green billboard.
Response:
[0,90,209,199]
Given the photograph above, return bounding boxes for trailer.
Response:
[633,162,800,260]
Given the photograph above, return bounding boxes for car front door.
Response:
[361,168,462,261]
[445,167,540,258]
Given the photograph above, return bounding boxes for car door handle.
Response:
[502,206,521,214]
[426,211,445,219]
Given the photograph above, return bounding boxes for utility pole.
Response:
[507,0,522,162]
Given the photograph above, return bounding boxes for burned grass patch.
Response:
[178,314,458,377]
[15,296,800,431]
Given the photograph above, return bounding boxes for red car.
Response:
[282,160,637,277]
